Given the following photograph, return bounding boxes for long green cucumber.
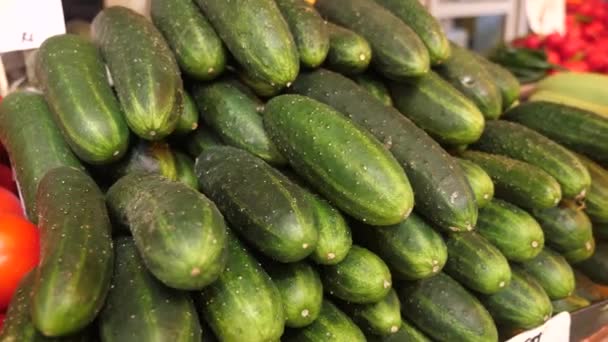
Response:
[0,92,83,222]
[444,232,512,294]
[286,300,366,342]
[398,272,498,342]
[576,242,608,285]
[99,238,202,342]
[92,6,182,140]
[195,146,318,262]
[577,154,608,223]
[185,126,223,158]
[307,194,352,265]
[197,231,285,342]
[339,289,402,336]
[473,120,591,199]
[352,73,393,106]
[552,295,590,313]
[474,54,521,109]
[366,320,431,342]
[110,140,178,181]
[321,246,392,303]
[352,214,447,280]
[173,91,199,135]
[291,69,477,232]
[461,150,562,210]
[174,151,198,189]
[477,199,544,262]
[316,0,429,79]
[36,34,129,164]
[389,71,485,145]
[192,80,286,165]
[151,0,226,80]
[325,22,372,75]
[264,94,413,225]
[106,173,227,290]
[32,167,113,337]
[456,158,494,208]
[520,248,576,300]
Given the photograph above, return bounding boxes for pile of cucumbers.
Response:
[1,0,608,341]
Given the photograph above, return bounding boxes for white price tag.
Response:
[507,312,571,342]
[0,0,65,53]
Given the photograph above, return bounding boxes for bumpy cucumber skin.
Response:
[174,151,198,189]
[110,140,178,181]
[475,54,521,109]
[325,23,372,75]
[353,73,393,106]
[576,153,608,223]
[286,300,366,342]
[456,158,494,208]
[521,247,576,300]
[576,241,608,285]
[339,288,402,336]
[173,91,199,135]
[307,194,353,265]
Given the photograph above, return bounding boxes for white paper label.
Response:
[507,312,571,342]
[525,0,566,35]
[0,0,66,53]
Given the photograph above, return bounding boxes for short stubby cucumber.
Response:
[285,300,366,342]
[520,247,576,300]
[456,157,494,208]
[173,91,199,135]
[338,288,402,336]
[174,151,198,189]
[325,22,372,75]
[307,193,353,265]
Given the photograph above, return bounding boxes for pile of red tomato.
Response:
[0,96,40,331]
[512,0,608,73]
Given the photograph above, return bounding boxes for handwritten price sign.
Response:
[507,312,571,342]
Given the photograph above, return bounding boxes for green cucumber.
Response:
[461,150,562,210]
[576,242,608,285]
[444,231,512,294]
[520,248,576,300]
[106,173,227,290]
[322,246,392,303]
[92,6,182,140]
[99,237,202,342]
[197,231,285,342]
[286,300,366,342]
[352,214,447,280]
[307,194,353,265]
[185,126,223,158]
[174,151,198,189]
[0,92,83,222]
[389,71,485,145]
[352,73,393,106]
[151,0,226,80]
[504,101,608,163]
[36,34,129,164]
[473,120,591,199]
[110,140,178,181]
[552,295,590,313]
[474,54,521,109]
[477,199,544,262]
[174,91,199,135]
[192,80,286,165]
[339,288,402,336]
[366,320,431,342]
[456,158,494,208]
[264,94,413,225]
[32,167,113,337]
[576,154,608,223]
[291,69,477,232]
[325,22,372,75]
[276,0,329,68]
[373,0,450,64]
[480,267,552,329]
[195,0,299,89]
[265,261,323,328]
[316,0,429,79]
[436,43,502,120]
[195,146,317,262]
[563,238,596,265]
[398,272,498,342]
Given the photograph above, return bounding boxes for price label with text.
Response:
[507,312,571,342]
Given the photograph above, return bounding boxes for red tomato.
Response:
[560,38,586,59]
[0,165,16,194]
[0,215,39,311]
[583,21,605,40]
[545,32,564,49]
[563,60,590,72]
[587,54,608,71]
[523,34,543,49]
[0,188,22,217]
[547,49,562,65]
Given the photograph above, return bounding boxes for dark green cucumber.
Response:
[195,0,299,89]
[197,231,285,342]
[106,173,227,290]
[286,300,366,342]
[352,214,447,280]
[322,246,392,303]
[574,269,608,302]
[0,92,83,222]
[339,288,402,336]
[151,0,225,80]
[444,231,512,294]
[36,34,129,164]
[436,43,502,120]
[373,0,450,64]
[480,267,552,329]
[399,272,498,342]
[532,201,595,263]
[352,73,393,106]
[520,247,576,300]
[366,320,431,342]
[276,0,329,68]
[265,261,323,328]
[291,69,477,232]
[552,295,590,313]
[389,71,485,145]
[99,237,201,342]
[325,22,372,75]
[264,94,413,225]
[477,199,544,262]
[461,150,562,210]
[595,221,608,240]
[174,151,198,189]
[474,54,520,109]
[505,101,608,163]
[456,158,494,208]
[473,120,591,199]
[563,238,596,266]
[174,91,199,135]
[308,194,353,265]
[576,241,608,285]
[32,167,113,336]
[577,154,608,223]
[195,146,317,262]
[185,126,223,158]
[316,0,429,79]
[92,6,182,140]
[110,140,178,181]
[192,80,286,165]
